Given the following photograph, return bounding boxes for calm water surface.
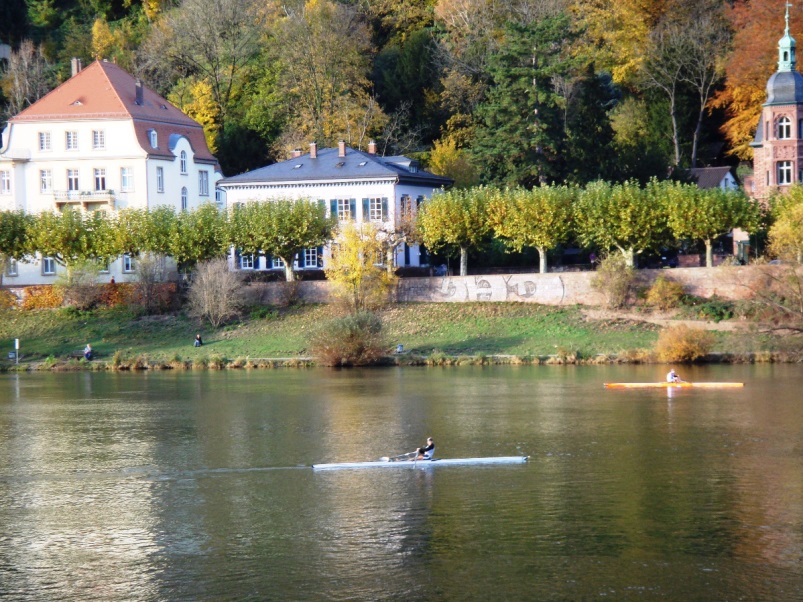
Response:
[0,364,800,600]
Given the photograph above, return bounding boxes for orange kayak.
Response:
[604,382,744,389]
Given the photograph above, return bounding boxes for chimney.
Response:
[368,140,376,155]
[135,79,144,106]
[310,142,317,159]
[70,58,82,77]
[291,149,302,158]
[338,140,346,157]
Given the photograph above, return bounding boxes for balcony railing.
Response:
[53,190,116,210]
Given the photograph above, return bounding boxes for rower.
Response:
[415,437,435,460]
[666,369,682,383]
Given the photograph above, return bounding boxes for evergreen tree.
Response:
[470,15,577,188]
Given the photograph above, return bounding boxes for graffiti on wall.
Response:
[397,274,566,304]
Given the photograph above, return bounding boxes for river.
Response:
[0,364,800,600]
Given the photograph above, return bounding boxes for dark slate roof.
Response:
[687,167,736,189]
[219,146,453,188]
[751,114,764,148]
[765,69,803,105]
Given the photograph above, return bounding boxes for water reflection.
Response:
[0,365,800,600]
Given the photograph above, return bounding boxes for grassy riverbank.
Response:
[0,302,797,371]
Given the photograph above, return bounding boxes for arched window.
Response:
[181,187,188,211]
[180,150,187,174]
[777,116,792,139]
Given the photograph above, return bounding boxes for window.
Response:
[98,259,110,274]
[94,168,106,191]
[240,254,254,269]
[40,170,52,193]
[778,160,793,185]
[66,131,78,150]
[67,169,79,191]
[777,116,792,139]
[0,171,10,194]
[92,130,105,149]
[215,188,225,208]
[180,150,187,174]
[368,197,385,221]
[6,258,18,277]
[304,247,319,268]
[42,257,56,275]
[272,257,285,269]
[156,167,164,193]
[149,130,158,148]
[123,254,135,273]
[181,187,188,211]
[336,199,351,221]
[199,170,209,196]
[121,167,133,192]
[38,132,51,151]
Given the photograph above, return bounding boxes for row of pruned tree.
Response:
[416,179,768,275]
[0,201,335,285]
[2,180,800,289]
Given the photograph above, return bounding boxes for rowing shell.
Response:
[312,456,529,470]
[604,382,744,389]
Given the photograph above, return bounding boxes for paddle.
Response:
[380,451,416,462]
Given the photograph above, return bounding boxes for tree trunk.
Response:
[459,246,468,276]
[537,246,547,274]
[620,247,635,268]
[282,259,296,282]
[691,106,705,167]
[386,246,395,275]
[670,92,681,166]
[705,239,713,268]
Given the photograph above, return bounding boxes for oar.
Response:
[380,451,416,462]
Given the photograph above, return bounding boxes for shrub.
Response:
[645,275,686,310]
[22,285,64,310]
[187,259,246,327]
[0,289,18,310]
[309,311,386,366]
[57,260,103,309]
[654,325,716,362]
[591,254,636,308]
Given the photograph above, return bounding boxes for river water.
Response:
[0,365,800,600]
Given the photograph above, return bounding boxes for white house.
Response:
[217,140,453,273]
[0,58,224,284]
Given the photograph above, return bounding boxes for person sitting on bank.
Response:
[194,334,203,347]
[666,369,682,383]
[414,437,435,460]
[83,344,93,361]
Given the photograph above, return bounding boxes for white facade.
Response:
[218,144,452,273]
[0,60,224,286]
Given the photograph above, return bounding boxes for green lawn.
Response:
[0,302,766,367]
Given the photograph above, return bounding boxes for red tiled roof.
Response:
[11,60,218,167]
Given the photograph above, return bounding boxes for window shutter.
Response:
[362,198,369,221]
[403,243,410,266]
[265,253,272,268]
[381,197,388,221]
[318,199,326,214]
[317,246,324,267]
[330,199,337,218]
[349,198,356,220]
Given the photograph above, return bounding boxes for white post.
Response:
[14,338,19,365]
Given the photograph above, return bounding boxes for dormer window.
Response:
[409,163,418,173]
[149,130,158,148]
[358,161,367,167]
[293,164,302,169]
[335,161,345,168]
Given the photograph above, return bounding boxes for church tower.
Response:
[750,3,803,200]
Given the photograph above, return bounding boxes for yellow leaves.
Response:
[429,137,479,189]
[91,19,116,60]
[168,79,221,153]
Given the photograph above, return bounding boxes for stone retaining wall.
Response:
[253,265,784,306]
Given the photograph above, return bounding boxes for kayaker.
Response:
[415,437,435,460]
[666,369,682,383]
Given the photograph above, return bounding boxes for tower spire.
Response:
[779,2,797,72]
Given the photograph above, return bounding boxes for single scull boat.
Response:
[604,382,744,389]
[312,456,529,470]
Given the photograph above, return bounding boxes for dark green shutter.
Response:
[349,198,356,220]
[318,199,326,214]
[362,198,369,221]
[381,197,388,221]
[317,246,324,268]
[330,199,338,219]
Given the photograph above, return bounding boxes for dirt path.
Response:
[581,309,750,331]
